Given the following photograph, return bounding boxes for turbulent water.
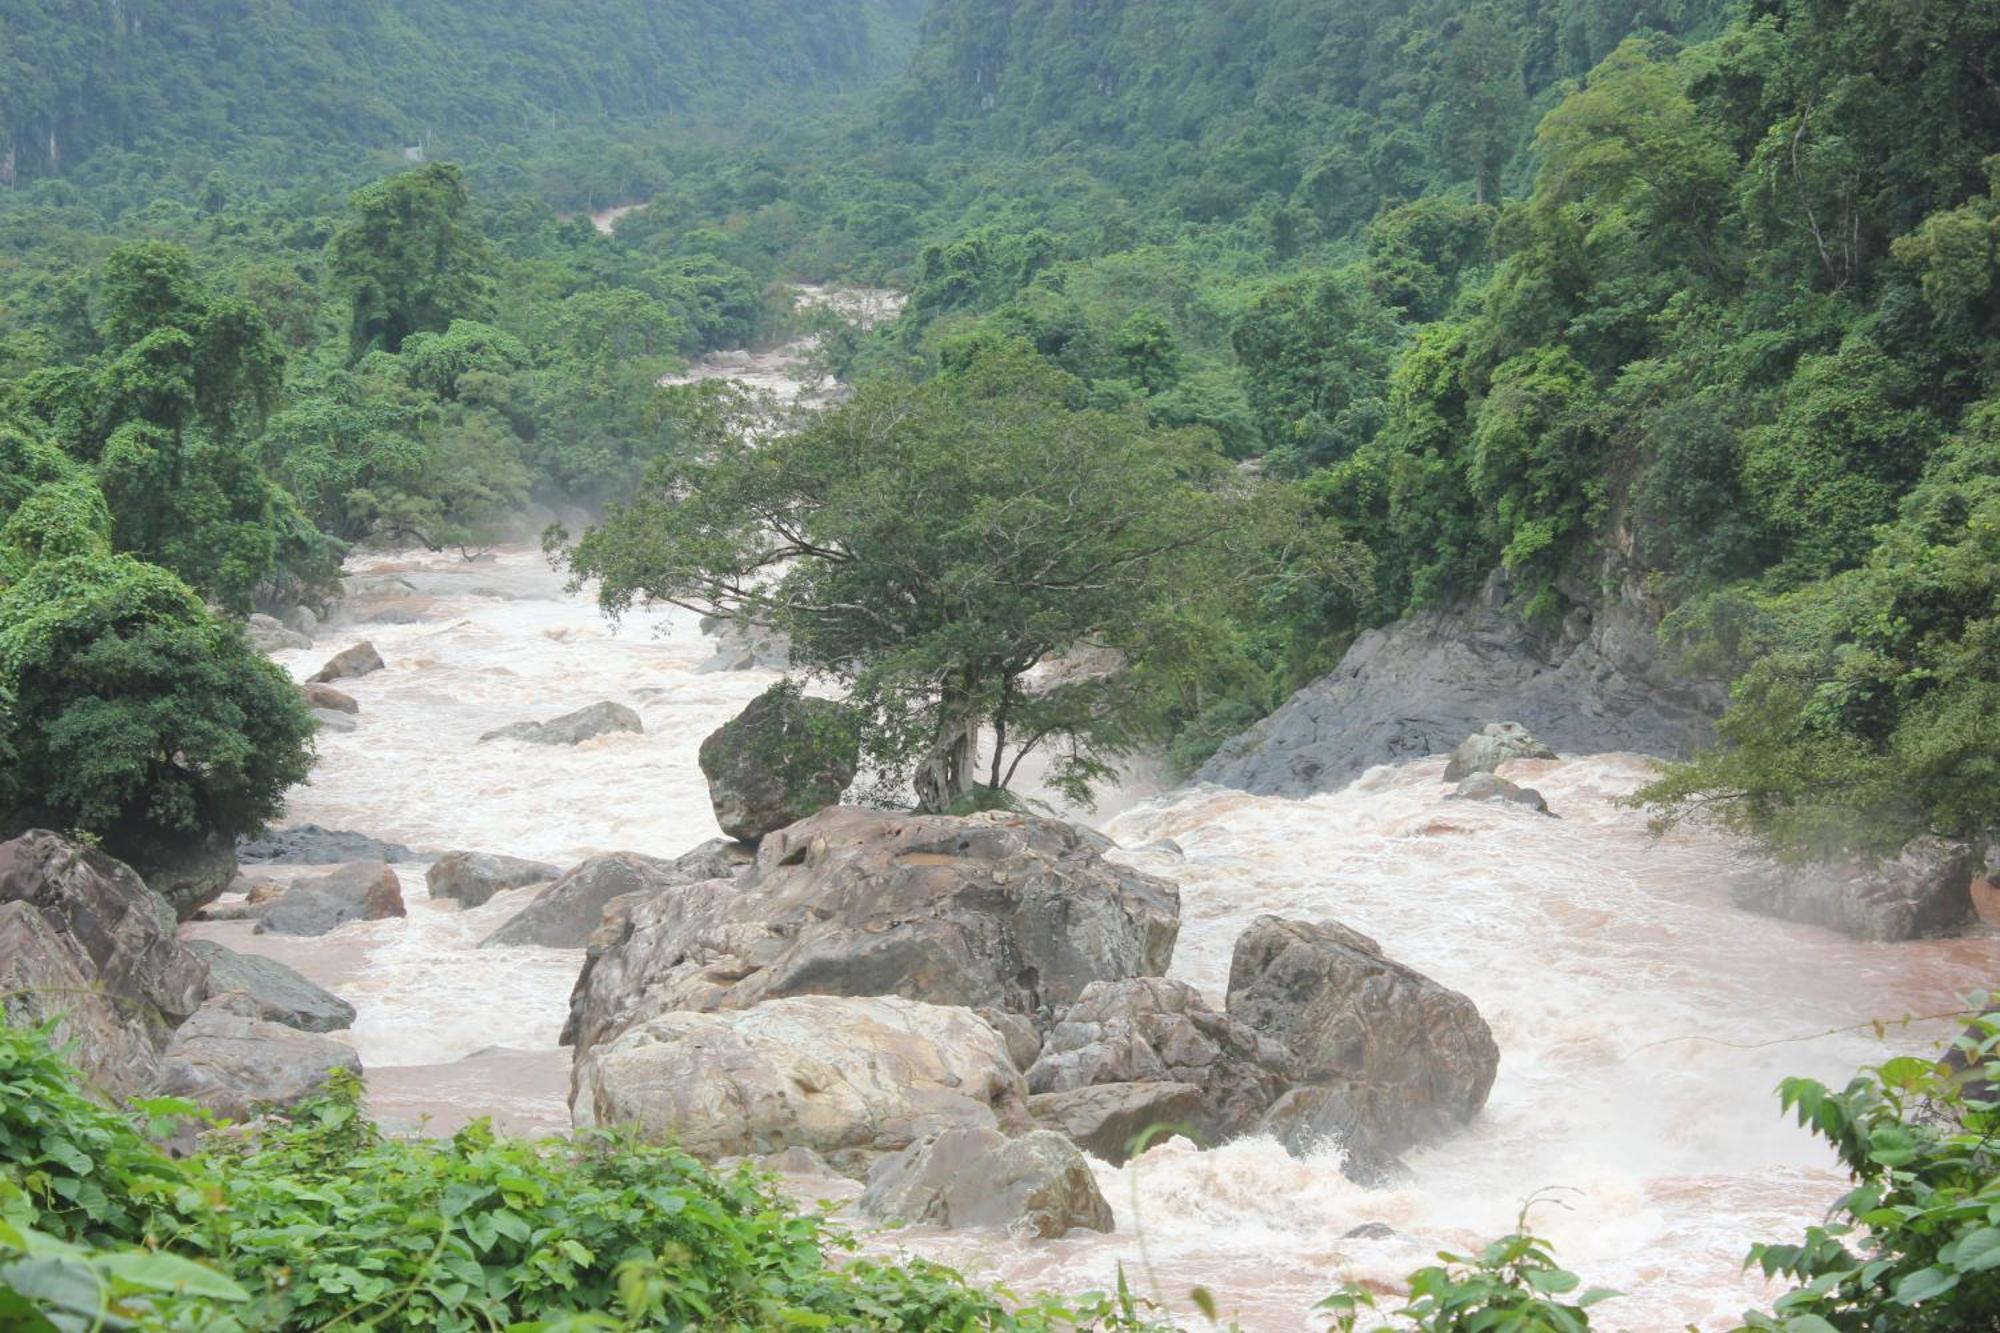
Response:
[190,312,2000,1331]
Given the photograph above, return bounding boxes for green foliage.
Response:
[1321,1211,1619,1331]
[331,164,497,357]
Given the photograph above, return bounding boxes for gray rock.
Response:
[1027,1082,1205,1165]
[479,700,643,746]
[483,840,749,949]
[1227,916,1499,1164]
[246,613,312,653]
[1343,1221,1398,1241]
[1197,571,1722,796]
[860,1125,1114,1238]
[1448,773,1552,815]
[153,992,362,1120]
[427,851,564,908]
[185,939,355,1033]
[309,641,384,684]
[312,708,358,733]
[1729,837,1976,941]
[698,683,860,842]
[563,808,1181,1058]
[976,1006,1045,1073]
[695,615,792,672]
[112,828,239,920]
[255,862,406,937]
[280,605,318,638]
[1258,1087,1416,1187]
[236,825,412,865]
[1441,723,1558,782]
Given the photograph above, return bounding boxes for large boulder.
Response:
[563,808,1181,1056]
[427,851,563,909]
[1448,772,1552,815]
[482,840,749,949]
[113,827,239,920]
[479,701,642,746]
[698,682,859,842]
[571,996,1027,1175]
[153,991,362,1120]
[246,613,312,654]
[1025,978,1287,1144]
[1027,1082,1206,1165]
[308,641,384,684]
[185,939,356,1033]
[859,1125,1113,1238]
[0,831,207,1093]
[255,861,406,937]
[1441,723,1558,782]
[236,824,412,866]
[1729,837,1976,941]
[1226,916,1499,1165]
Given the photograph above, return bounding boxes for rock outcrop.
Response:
[563,808,1180,1055]
[0,831,208,1094]
[571,995,1027,1175]
[1441,723,1557,782]
[185,939,355,1032]
[1197,573,1721,796]
[1226,915,1499,1171]
[1729,837,1976,941]
[154,992,362,1119]
[697,683,859,842]
[116,829,239,920]
[426,851,563,909]
[859,1125,1114,1238]
[308,641,384,684]
[482,840,749,949]
[479,701,642,746]
[255,861,406,937]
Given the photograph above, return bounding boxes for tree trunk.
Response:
[913,683,981,813]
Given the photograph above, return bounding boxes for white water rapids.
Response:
[186,314,2000,1331]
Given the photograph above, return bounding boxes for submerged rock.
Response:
[479,700,643,746]
[860,1125,1114,1238]
[154,991,362,1119]
[185,939,355,1033]
[308,641,384,684]
[698,682,859,842]
[236,824,412,865]
[1448,772,1552,815]
[312,708,358,733]
[427,851,563,908]
[255,861,406,936]
[1729,837,1976,942]
[482,840,749,949]
[1442,722,1557,782]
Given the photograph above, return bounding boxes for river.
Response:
[192,303,2000,1331]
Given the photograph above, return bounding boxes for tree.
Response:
[1231,268,1400,471]
[559,342,1258,812]
[329,163,496,358]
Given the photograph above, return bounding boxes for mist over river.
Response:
[194,316,2000,1332]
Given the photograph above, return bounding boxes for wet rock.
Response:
[185,940,355,1033]
[1258,1086,1416,1187]
[308,641,384,684]
[571,995,1027,1175]
[154,991,362,1120]
[0,831,208,1094]
[1226,916,1499,1165]
[1729,836,1976,942]
[563,807,1181,1057]
[246,613,311,653]
[1448,773,1552,815]
[1442,723,1557,782]
[860,1125,1113,1238]
[695,615,792,672]
[1027,1082,1205,1165]
[1197,571,1721,796]
[427,851,563,909]
[479,700,642,746]
[483,840,749,949]
[698,682,860,842]
[280,605,318,638]
[236,824,412,865]
[1026,977,1288,1143]
[359,596,434,625]
[1343,1221,1398,1241]
[300,682,357,713]
[114,828,239,921]
[255,861,406,937]
[312,708,358,733]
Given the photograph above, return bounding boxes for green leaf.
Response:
[1893,1266,1960,1305]
[97,1250,249,1301]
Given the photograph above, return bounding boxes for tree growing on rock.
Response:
[558,341,1348,811]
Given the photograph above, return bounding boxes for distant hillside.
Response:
[0,0,926,186]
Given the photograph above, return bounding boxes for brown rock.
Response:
[1027,1081,1205,1165]
[860,1125,1113,1238]
[308,641,384,684]
[300,682,358,713]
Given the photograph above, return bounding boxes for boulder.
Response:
[976,1006,1044,1073]
[483,840,749,949]
[185,939,355,1032]
[112,827,239,920]
[255,861,406,937]
[246,613,312,654]
[359,596,434,625]
[1226,916,1499,1164]
[1027,1082,1206,1165]
[1448,773,1552,815]
[300,682,357,713]
[571,995,1027,1175]
[1728,836,1976,942]
[1026,977,1288,1142]
[1442,723,1558,783]
[313,708,358,733]
[308,641,384,684]
[0,831,208,1093]
[280,605,318,638]
[153,992,362,1120]
[236,824,412,865]
[1258,1087,1416,1187]
[479,701,642,746]
[695,615,792,672]
[859,1125,1114,1238]
[563,807,1181,1057]
[427,851,564,908]
[697,682,860,842]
